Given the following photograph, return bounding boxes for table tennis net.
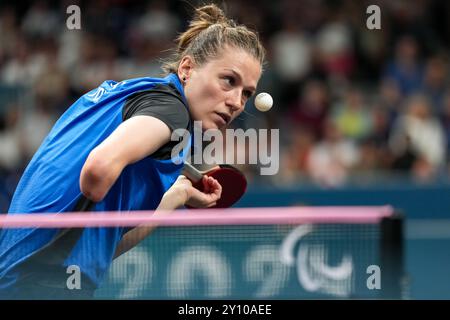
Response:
[0,206,405,299]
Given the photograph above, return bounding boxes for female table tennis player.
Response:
[0,3,264,299]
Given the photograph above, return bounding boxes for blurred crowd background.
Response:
[0,0,450,210]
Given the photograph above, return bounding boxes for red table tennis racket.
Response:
[182,162,247,208]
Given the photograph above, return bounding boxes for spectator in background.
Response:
[57,1,82,71]
[383,35,424,96]
[270,12,312,105]
[124,0,179,78]
[17,99,57,161]
[279,127,315,185]
[134,0,179,42]
[0,6,20,65]
[119,38,164,79]
[271,15,312,83]
[315,9,355,79]
[439,91,450,168]
[21,0,60,39]
[389,94,446,180]
[377,78,403,130]
[33,38,71,115]
[69,35,121,94]
[124,0,178,80]
[82,0,128,42]
[288,79,329,140]
[331,87,373,141]
[421,54,449,112]
[0,107,23,171]
[306,119,359,187]
[0,36,43,87]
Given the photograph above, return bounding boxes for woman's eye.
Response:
[223,76,235,86]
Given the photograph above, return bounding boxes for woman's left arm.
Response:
[113,175,221,258]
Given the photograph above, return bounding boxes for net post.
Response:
[379,210,405,299]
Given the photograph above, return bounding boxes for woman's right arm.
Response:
[80,115,172,202]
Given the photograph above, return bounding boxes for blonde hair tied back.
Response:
[162,3,265,75]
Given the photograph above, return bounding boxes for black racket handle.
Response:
[182,162,203,183]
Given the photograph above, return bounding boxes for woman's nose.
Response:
[226,90,243,112]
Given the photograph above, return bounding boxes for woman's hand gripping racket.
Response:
[182,163,247,208]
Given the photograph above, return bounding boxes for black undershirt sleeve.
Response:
[122,83,191,160]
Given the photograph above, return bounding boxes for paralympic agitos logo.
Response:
[280,225,354,297]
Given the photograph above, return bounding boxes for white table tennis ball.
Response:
[254,92,273,112]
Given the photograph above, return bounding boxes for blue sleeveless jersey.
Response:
[0,73,191,291]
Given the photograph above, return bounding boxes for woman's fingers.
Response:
[204,176,222,200]
[210,177,222,197]
[206,201,217,208]
[184,175,222,208]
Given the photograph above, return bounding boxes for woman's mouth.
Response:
[214,112,231,126]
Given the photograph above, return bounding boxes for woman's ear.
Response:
[177,56,195,83]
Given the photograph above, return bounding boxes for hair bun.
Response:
[176,4,231,54]
[162,3,264,75]
[194,4,228,26]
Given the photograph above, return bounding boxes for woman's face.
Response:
[180,46,262,130]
